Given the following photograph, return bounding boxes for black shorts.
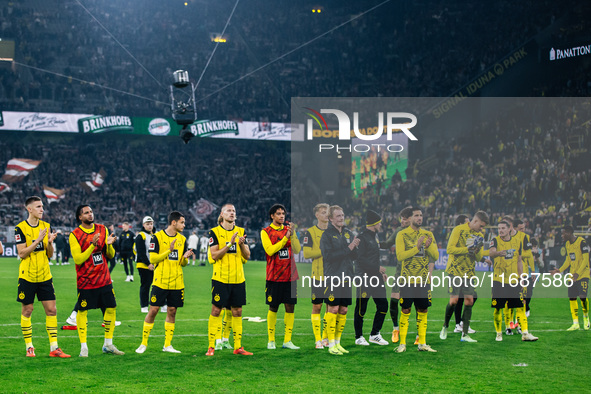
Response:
[266,280,298,307]
[77,283,117,311]
[17,278,55,304]
[356,280,387,300]
[311,280,325,305]
[568,278,589,299]
[211,280,246,308]
[399,283,432,310]
[447,275,477,297]
[325,281,353,307]
[150,286,184,308]
[491,281,524,309]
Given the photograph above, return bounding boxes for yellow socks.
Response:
[325,312,337,345]
[267,310,277,342]
[311,314,322,342]
[284,313,295,343]
[21,315,33,349]
[103,308,116,339]
[417,312,427,345]
[322,314,328,340]
[208,314,222,348]
[222,310,233,340]
[164,321,175,348]
[232,315,243,349]
[493,309,502,333]
[399,312,410,345]
[335,314,347,342]
[77,310,88,343]
[46,315,58,350]
[141,322,154,346]
[583,298,589,317]
[515,307,528,332]
[504,305,512,328]
[570,299,579,323]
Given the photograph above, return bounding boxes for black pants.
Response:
[354,295,388,338]
[108,256,118,273]
[120,252,134,276]
[138,268,154,308]
[57,246,69,263]
[455,295,479,325]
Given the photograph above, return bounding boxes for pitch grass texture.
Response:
[0,258,588,392]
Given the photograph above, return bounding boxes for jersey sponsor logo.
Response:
[505,249,515,260]
[169,250,179,260]
[583,245,590,254]
[34,241,44,251]
[227,244,237,254]
[303,236,309,244]
[149,243,155,251]
[92,253,104,266]
[15,234,21,242]
[416,246,426,257]
[278,248,290,259]
[570,252,576,261]
[209,237,214,245]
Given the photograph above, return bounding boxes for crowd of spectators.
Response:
[316,99,591,259]
[1,0,590,265]
[0,134,291,238]
[1,0,584,120]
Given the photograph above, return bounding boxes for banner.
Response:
[79,115,133,133]
[187,120,239,138]
[0,243,18,257]
[0,112,89,132]
[1,158,41,183]
[0,182,10,193]
[80,169,107,193]
[43,185,67,204]
[434,249,490,272]
[189,198,218,223]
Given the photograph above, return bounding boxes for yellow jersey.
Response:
[302,225,325,279]
[514,231,534,273]
[491,234,522,283]
[395,226,439,284]
[149,229,188,290]
[208,224,247,284]
[558,237,590,281]
[15,219,52,282]
[445,223,484,278]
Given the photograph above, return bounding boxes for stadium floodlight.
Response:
[170,70,197,144]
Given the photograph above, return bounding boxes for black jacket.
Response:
[320,223,357,278]
[355,227,382,278]
[119,230,135,252]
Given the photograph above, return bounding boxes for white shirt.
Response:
[199,236,209,252]
[188,234,199,250]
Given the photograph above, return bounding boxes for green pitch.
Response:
[0,258,588,392]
